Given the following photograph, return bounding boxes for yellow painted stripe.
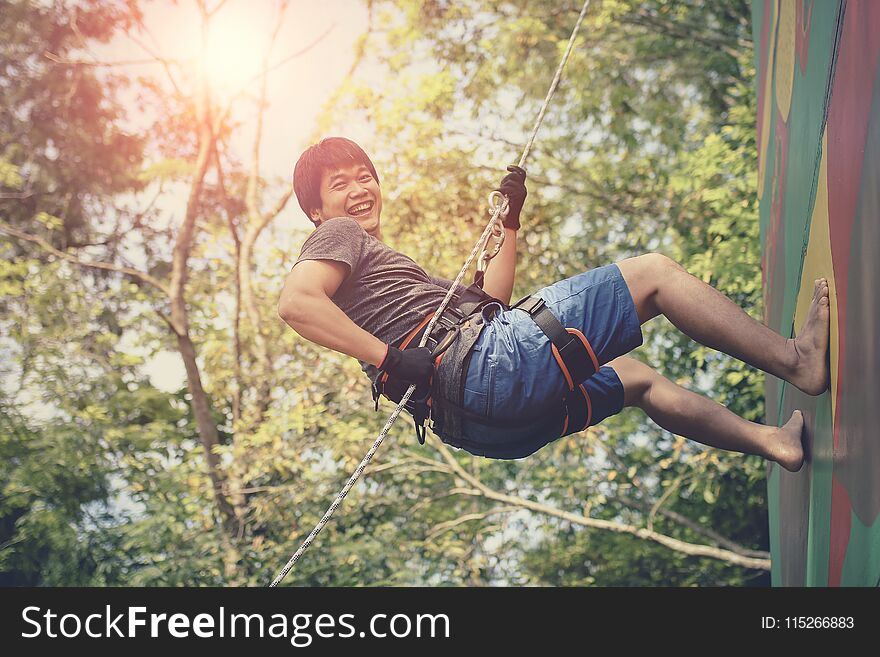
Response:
[793,129,840,418]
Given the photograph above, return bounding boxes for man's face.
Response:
[311,163,382,237]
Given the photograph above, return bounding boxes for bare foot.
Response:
[768,410,805,472]
[787,278,831,396]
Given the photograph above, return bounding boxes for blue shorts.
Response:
[444,263,643,460]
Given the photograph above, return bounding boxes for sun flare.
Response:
[201,8,269,91]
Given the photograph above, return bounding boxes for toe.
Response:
[811,279,829,303]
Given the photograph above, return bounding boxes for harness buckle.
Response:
[371,379,381,411]
[511,294,545,316]
[405,397,431,446]
[414,418,428,445]
[430,326,460,358]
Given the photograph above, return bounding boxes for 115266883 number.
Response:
[784,617,854,629]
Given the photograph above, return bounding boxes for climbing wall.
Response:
[753,0,880,586]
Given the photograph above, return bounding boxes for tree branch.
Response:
[583,431,732,558]
[211,140,243,425]
[235,1,295,422]
[125,26,185,98]
[261,23,335,80]
[0,222,170,296]
[622,9,746,59]
[427,439,771,570]
[206,0,229,19]
[42,50,167,68]
[617,493,769,560]
[425,507,520,541]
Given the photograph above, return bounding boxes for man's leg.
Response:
[609,356,805,472]
[616,253,830,396]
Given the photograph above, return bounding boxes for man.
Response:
[279,137,829,472]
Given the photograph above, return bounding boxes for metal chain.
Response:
[269,0,592,587]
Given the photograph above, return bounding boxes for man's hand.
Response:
[379,345,434,392]
[497,165,527,230]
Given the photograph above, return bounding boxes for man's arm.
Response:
[480,227,517,305]
[278,259,387,367]
[480,165,526,305]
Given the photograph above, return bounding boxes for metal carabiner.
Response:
[478,191,509,272]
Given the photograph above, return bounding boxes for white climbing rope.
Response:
[270,0,593,587]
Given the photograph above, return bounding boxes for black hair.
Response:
[293,137,380,224]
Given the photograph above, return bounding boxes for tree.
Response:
[1,0,147,585]
[1,0,771,586]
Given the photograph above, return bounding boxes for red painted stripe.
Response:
[827,1,880,455]
[828,475,853,587]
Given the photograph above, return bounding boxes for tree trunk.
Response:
[168,63,243,542]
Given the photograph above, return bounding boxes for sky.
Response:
[95,0,373,391]
[99,0,370,185]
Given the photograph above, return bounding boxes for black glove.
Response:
[378,345,434,390]
[497,165,527,230]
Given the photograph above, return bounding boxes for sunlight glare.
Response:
[201,5,270,92]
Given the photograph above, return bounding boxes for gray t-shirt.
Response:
[294,217,465,347]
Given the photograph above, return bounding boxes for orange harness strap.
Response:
[509,295,597,436]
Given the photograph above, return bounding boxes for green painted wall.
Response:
[753,0,880,587]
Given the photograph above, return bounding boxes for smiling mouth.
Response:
[347,201,373,217]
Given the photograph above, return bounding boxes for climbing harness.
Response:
[270,0,594,587]
[373,284,600,445]
[371,280,501,445]
[383,295,599,462]
[508,294,598,435]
